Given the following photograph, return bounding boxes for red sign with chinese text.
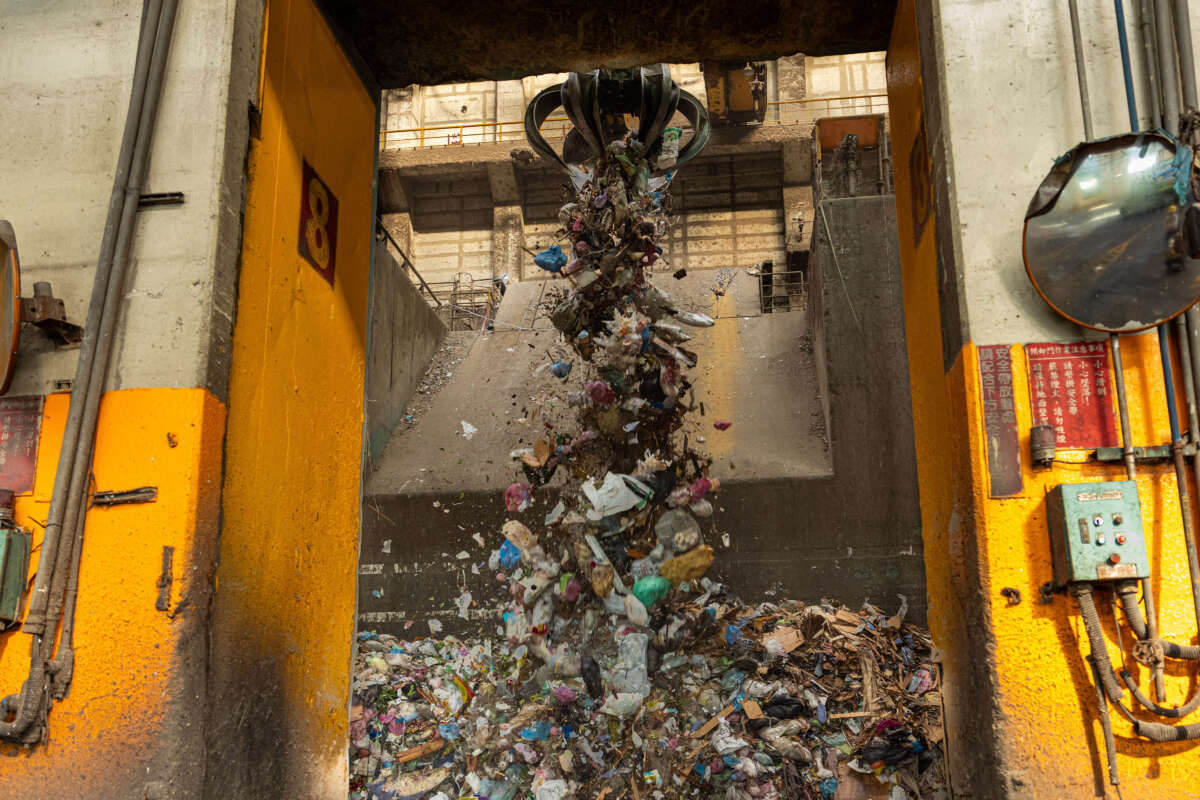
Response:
[978,345,1023,497]
[1025,341,1118,449]
[0,396,43,493]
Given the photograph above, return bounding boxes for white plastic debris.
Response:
[460,420,478,440]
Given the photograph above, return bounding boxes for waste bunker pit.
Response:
[354,61,931,799]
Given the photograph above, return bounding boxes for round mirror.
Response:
[1023,132,1200,332]
[0,222,21,394]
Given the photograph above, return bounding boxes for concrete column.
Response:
[487,160,525,281]
[781,137,813,253]
[492,206,524,282]
[495,80,526,142]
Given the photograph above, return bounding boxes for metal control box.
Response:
[1047,480,1149,585]
[0,526,31,627]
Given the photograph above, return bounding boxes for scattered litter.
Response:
[351,598,945,799]
[460,421,477,440]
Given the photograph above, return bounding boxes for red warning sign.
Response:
[0,395,43,493]
[1026,341,1118,449]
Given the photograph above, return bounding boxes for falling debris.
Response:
[352,73,946,800]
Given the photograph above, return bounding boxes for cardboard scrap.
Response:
[764,625,804,653]
[742,699,764,720]
[395,737,445,765]
[689,703,735,738]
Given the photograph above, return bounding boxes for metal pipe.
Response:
[1156,0,1181,131]
[0,0,166,740]
[1175,0,1198,107]
[21,0,163,637]
[1139,0,1164,126]
[1111,335,1139,482]
[48,0,181,684]
[1115,0,1143,127]
[1089,658,1122,793]
[1160,324,1200,650]
[1069,0,1096,139]
[1110,335,1167,700]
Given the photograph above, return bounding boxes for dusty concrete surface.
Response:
[365,247,447,467]
[320,0,896,88]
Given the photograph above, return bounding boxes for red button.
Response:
[1110,554,1122,565]
[1116,535,1126,545]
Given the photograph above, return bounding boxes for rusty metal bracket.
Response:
[20,281,82,345]
[90,486,157,507]
[155,545,173,612]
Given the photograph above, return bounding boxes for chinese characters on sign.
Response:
[978,345,1023,497]
[0,396,43,493]
[1025,341,1118,449]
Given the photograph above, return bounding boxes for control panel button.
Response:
[1097,536,1107,545]
[1109,553,1121,565]
[1113,514,1124,525]
[1116,534,1126,545]
[1093,516,1104,527]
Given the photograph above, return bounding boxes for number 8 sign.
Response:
[298,159,339,285]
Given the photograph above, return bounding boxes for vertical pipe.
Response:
[1111,334,1167,700]
[1156,0,1181,131]
[1140,0,1164,126]
[1175,0,1198,107]
[1069,0,1096,139]
[1161,324,1200,637]
[22,0,163,637]
[1115,0,1143,127]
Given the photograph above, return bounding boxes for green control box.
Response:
[0,526,31,627]
[1047,480,1149,585]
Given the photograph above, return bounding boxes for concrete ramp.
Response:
[367,271,829,497]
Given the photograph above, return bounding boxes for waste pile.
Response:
[351,596,946,799]
[351,108,947,799]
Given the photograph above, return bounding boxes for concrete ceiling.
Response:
[319,0,896,88]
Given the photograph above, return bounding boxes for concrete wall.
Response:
[0,0,255,400]
[934,0,1200,347]
[365,247,447,467]
[0,2,260,797]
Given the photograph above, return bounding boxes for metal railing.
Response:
[758,266,808,314]
[424,275,502,331]
[379,93,889,151]
[375,220,441,307]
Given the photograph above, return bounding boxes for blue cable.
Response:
[1159,323,1184,442]
[1113,0,1140,130]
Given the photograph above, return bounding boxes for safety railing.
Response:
[375,219,441,307]
[379,93,889,151]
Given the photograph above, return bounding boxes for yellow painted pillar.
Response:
[890,0,1200,795]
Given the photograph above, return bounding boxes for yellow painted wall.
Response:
[0,389,226,798]
[890,0,1200,794]
[207,0,374,795]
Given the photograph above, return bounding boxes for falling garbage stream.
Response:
[351,66,947,800]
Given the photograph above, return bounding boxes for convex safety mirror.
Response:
[1023,131,1200,332]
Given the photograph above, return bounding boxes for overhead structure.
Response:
[523,64,711,184]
